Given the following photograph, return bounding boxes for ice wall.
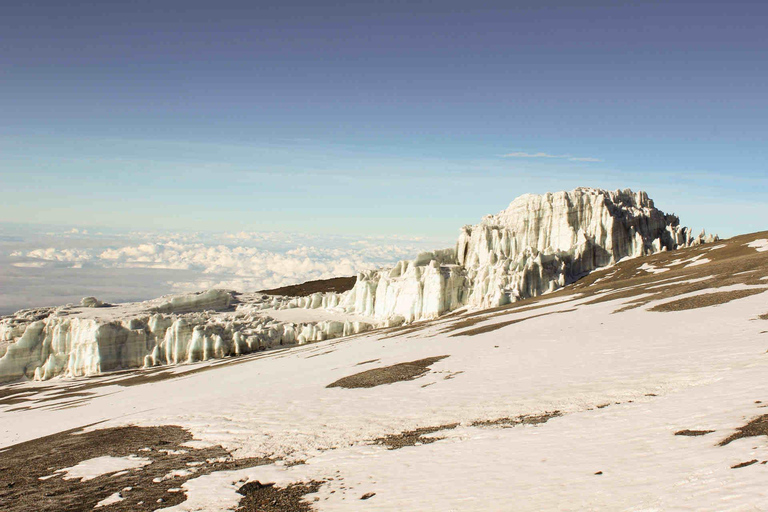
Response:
[455,188,712,308]
[0,292,373,383]
[341,249,466,324]
[339,187,717,317]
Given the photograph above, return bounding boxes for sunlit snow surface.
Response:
[2,231,768,511]
[2,282,768,509]
[94,491,125,508]
[53,455,151,481]
[638,262,670,274]
[747,239,768,252]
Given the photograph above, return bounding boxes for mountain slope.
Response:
[0,230,766,511]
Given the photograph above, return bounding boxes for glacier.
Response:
[0,187,717,383]
[341,187,716,320]
[0,290,375,384]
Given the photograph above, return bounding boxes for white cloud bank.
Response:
[1,229,451,313]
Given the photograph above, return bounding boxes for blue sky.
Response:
[2,0,767,238]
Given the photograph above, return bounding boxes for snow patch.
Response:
[685,258,711,268]
[747,239,768,252]
[182,440,217,450]
[156,466,313,512]
[667,253,709,268]
[56,455,151,481]
[153,468,197,483]
[646,276,714,290]
[639,263,670,274]
[158,449,188,455]
[95,491,124,508]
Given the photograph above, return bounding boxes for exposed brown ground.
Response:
[471,411,562,428]
[675,429,715,436]
[259,277,357,297]
[372,411,562,450]
[326,355,449,389]
[373,423,460,450]
[0,387,38,405]
[649,289,767,312]
[719,414,768,446]
[355,359,380,366]
[577,232,768,313]
[237,480,323,512]
[0,425,275,512]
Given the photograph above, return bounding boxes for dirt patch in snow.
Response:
[731,459,759,469]
[471,411,562,428]
[34,390,98,403]
[719,414,768,446]
[649,288,766,312]
[0,425,272,512]
[0,387,42,405]
[259,276,356,297]
[675,429,715,436]
[373,423,460,450]
[326,355,449,389]
[237,480,323,512]
[306,349,336,359]
[372,411,562,450]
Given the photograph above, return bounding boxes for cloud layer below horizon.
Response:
[0,228,451,314]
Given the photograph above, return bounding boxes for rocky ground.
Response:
[258,277,357,298]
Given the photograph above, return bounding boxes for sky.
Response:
[1,1,767,310]
[1,0,766,238]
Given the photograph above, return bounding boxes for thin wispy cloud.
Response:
[568,157,603,162]
[502,151,603,163]
[502,152,562,158]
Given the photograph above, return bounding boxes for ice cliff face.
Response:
[341,187,716,319]
[0,187,716,384]
[455,188,711,308]
[0,290,373,383]
[342,248,465,322]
